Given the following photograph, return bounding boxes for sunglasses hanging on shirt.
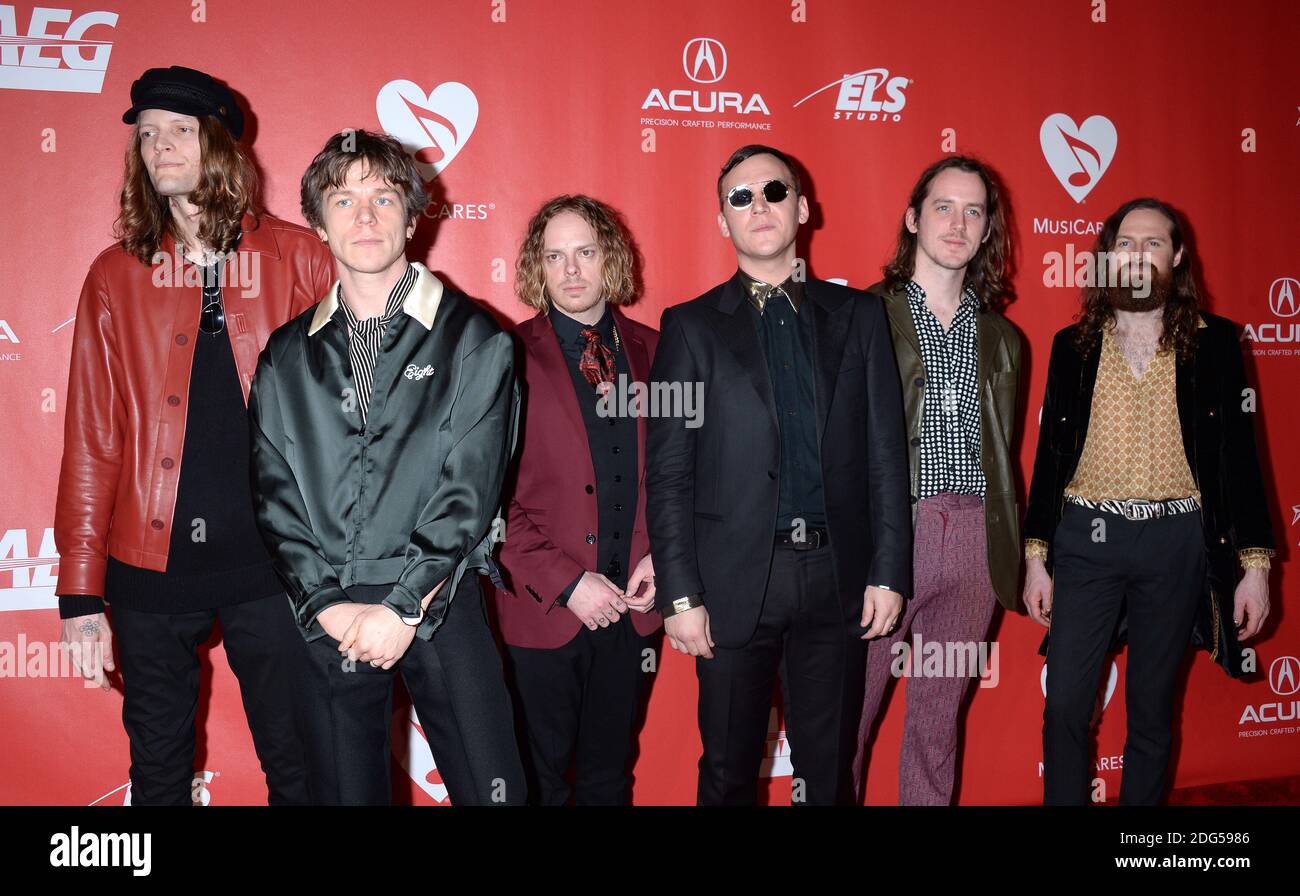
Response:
[199,264,226,336]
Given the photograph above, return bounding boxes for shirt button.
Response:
[614,475,622,483]
[768,470,777,480]
[151,519,164,530]
[161,457,175,470]
[613,531,621,540]
[612,446,621,454]
[613,503,623,512]
[910,495,918,504]
[910,437,921,447]
[167,395,181,407]
[585,533,596,545]
[585,484,594,494]
[914,377,924,388]
[175,334,188,345]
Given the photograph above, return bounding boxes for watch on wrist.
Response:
[662,593,703,618]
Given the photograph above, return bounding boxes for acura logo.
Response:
[683,37,727,84]
[1269,277,1299,318]
[1269,655,1300,696]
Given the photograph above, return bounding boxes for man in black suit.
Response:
[646,144,912,805]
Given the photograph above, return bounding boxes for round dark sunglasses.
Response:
[726,179,791,210]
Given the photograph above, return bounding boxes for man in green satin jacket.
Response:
[249,129,525,805]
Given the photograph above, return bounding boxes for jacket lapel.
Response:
[884,286,921,360]
[525,312,586,437]
[1175,330,1201,482]
[708,272,779,432]
[977,309,1003,443]
[613,307,650,487]
[806,278,851,443]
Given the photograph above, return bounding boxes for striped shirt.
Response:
[339,264,417,425]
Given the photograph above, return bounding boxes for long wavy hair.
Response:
[1073,197,1200,361]
[515,195,636,311]
[882,156,1011,310]
[115,114,258,263]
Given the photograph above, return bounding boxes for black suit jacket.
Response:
[646,272,912,648]
[1024,312,1275,677]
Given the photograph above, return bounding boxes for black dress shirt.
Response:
[738,270,826,530]
[548,305,639,604]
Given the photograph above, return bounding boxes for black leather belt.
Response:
[775,527,828,550]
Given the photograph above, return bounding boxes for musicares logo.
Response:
[1041,660,1119,711]
[1039,114,1117,203]
[376,79,478,182]
[392,706,450,803]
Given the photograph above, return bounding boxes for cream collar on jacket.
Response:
[308,261,444,336]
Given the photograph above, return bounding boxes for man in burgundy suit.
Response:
[493,195,662,805]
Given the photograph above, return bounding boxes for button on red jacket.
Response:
[55,213,335,598]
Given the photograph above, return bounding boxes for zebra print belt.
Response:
[1064,494,1200,521]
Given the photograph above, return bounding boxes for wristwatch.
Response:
[661,593,704,619]
[382,588,425,626]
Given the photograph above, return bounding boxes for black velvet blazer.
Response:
[1024,312,1274,677]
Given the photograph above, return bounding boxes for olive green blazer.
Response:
[869,281,1023,611]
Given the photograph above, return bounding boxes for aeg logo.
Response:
[0,526,59,611]
[0,5,119,94]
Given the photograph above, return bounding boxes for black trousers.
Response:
[111,592,312,806]
[506,615,649,805]
[696,543,867,805]
[300,575,526,805]
[1043,503,1206,805]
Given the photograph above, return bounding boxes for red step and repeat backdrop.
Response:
[1,0,1297,806]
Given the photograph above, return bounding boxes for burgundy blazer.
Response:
[492,307,662,648]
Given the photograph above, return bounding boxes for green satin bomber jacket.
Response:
[249,262,518,641]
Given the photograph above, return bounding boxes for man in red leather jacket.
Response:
[54,66,333,805]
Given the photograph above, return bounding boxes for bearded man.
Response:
[1022,197,1274,805]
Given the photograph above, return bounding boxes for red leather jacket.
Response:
[55,213,335,598]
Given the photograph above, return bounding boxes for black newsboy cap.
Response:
[122,65,244,139]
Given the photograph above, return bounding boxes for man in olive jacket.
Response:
[250,130,525,805]
[855,157,1022,805]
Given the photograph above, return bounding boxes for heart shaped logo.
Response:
[376,79,479,181]
[393,707,449,803]
[1039,113,1117,203]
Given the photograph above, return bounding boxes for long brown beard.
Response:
[1104,265,1172,313]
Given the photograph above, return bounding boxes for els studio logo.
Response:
[376,79,479,181]
[1040,114,1117,203]
[0,5,118,93]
